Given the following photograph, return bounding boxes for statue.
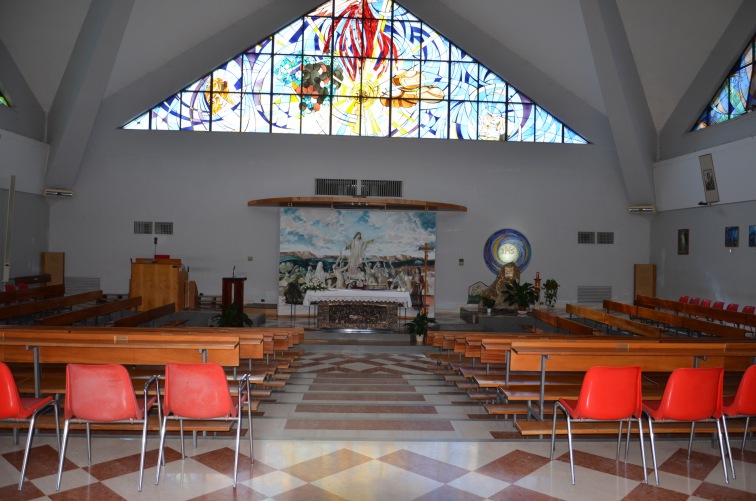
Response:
[484,262,520,308]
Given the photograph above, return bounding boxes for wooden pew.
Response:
[113,303,177,327]
[0,328,241,397]
[0,290,104,322]
[40,297,142,326]
[0,283,65,304]
[636,294,756,332]
[506,338,756,420]
[567,303,662,338]
[530,309,596,336]
[632,297,749,339]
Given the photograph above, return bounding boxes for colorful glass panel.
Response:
[0,92,8,107]
[694,32,756,130]
[122,0,586,144]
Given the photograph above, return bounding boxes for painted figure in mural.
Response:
[345,232,375,276]
[314,261,327,284]
[332,255,349,289]
[305,265,314,284]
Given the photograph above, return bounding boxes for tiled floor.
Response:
[2,320,755,500]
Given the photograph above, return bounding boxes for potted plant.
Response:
[543,278,560,310]
[405,311,436,344]
[481,295,496,315]
[502,281,537,314]
[211,302,253,327]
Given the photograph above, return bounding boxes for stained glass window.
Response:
[0,91,8,107]
[123,0,586,144]
[693,33,756,130]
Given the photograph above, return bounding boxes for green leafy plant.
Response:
[543,278,560,309]
[481,295,496,309]
[405,312,436,336]
[502,281,537,311]
[211,302,253,327]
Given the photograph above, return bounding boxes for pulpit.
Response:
[222,277,246,309]
[129,258,188,311]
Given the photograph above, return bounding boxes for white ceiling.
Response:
[0,0,744,131]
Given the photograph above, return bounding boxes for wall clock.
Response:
[483,228,531,274]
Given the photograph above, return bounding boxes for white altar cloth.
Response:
[303,289,411,307]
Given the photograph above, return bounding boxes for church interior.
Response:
[1,1,756,499]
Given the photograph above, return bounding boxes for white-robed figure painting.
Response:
[279,208,436,302]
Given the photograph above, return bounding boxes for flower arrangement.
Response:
[301,278,329,292]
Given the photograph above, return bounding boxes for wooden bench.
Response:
[516,419,756,437]
[0,283,65,304]
[0,328,241,396]
[40,296,142,326]
[530,309,596,336]
[507,338,756,420]
[634,296,752,338]
[567,303,662,338]
[113,303,177,327]
[0,290,104,322]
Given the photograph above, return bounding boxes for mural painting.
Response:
[279,208,436,307]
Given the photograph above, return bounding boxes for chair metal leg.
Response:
[56,421,71,491]
[743,416,751,452]
[18,416,37,490]
[721,414,736,480]
[687,422,695,459]
[550,402,559,460]
[138,415,148,492]
[155,415,169,485]
[713,419,730,483]
[616,421,623,461]
[179,419,185,458]
[646,415,659,485]
[636,416,648,484]
[233,412,242,488]
[85,423,92,465]
[565,416,575,485]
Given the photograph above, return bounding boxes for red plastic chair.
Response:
[56,364,160,492]
[156,363,252,488]
[726,303,740,312]
[700,299,712,308]
[551,366,647,485]
[688,297,701,306]
[16,283,28,290]
[712,301,725,310]
[679,296,689,304]
[742,305,754,314]
[4,284,16,292]
[642,367,728,485]
[723,365,756,456]
[0,362,60,491]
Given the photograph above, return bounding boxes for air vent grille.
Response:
[361,179,402,197]
[577,232,595,244]
[155,222,174,235]
[577,285,612,304]
[134,221,152,234]
[316,178,357,196]
[597,232,614,244]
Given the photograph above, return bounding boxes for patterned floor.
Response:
[2,352,755,500]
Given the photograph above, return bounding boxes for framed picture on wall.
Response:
[749,225,756,247]
[725,226,739,247]
[677,229,689,255]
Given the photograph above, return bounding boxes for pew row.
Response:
[566,303,663,337]
[0,290,104,322]
[0,283,65,304]
[40,297,142,326]
[605,299,748,339]
[635,295,756,334]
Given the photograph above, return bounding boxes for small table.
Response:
[222,277,246,309]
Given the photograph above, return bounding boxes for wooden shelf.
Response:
[247,196,466,212]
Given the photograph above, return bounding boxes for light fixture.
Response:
[43,188,75,198]
[627,205,655,214]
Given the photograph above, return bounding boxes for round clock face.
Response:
[497,243,519,264]
[483,229,531,274]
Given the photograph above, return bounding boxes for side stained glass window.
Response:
[693,33,756,130]
[122,0,587,144]
[0,90,8,107]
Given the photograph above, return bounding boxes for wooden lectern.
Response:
[222,277,246,310]
[129,258,188,311]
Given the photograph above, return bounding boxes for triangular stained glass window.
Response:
[693,33,756,130]
[123,0,586,144]
[0,90,8,107]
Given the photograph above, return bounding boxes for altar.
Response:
[303,290,412,330]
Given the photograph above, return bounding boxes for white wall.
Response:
[48,109,651,309]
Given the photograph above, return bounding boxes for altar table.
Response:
[303,290,411,330]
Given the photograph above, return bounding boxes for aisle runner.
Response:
[258,352,501,440]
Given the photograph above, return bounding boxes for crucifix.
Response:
[417,242,433,315]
